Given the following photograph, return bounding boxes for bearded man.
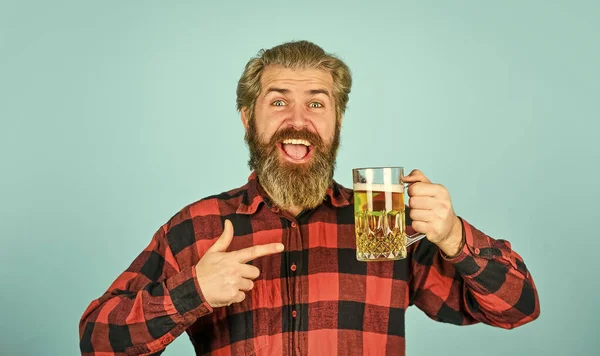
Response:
[80,40,539,356]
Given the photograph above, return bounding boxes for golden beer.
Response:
[354,183,407,261]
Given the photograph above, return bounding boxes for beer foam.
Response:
[353,183,403,193]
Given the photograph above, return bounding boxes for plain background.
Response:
[1,0,599,355]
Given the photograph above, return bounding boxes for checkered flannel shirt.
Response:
[79,172,539,355]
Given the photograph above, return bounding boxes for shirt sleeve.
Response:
[408,217,540,329]
[78,225,213,355]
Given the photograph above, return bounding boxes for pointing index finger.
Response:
[233,243,285,263]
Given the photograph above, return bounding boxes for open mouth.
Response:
[278,138,314,163]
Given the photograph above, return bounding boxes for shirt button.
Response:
[291,222,297,228]
[474,248,481,254]
[292,310,297,318]
[290,264,297,272]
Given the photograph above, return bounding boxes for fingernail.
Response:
[276,243,284,252]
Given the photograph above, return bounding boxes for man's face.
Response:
[242,65,342,210]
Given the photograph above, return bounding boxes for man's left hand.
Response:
[403,169,464,257]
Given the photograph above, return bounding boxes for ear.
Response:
[241,107,250,131]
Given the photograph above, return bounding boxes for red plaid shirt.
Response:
[79,172,539,355]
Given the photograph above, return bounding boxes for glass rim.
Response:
[352,166,404,172]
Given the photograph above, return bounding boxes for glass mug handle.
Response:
[403,179,427,247]
[407,231,427,247]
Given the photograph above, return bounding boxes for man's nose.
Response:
[287,106,309,129]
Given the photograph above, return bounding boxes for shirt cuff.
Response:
[440,217,492,265]
[165,266,214,318]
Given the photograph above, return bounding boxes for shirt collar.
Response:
[236,171,352,215]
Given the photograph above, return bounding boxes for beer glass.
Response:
[353,167,427,261]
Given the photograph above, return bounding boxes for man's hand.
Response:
[403,169,464,257]
[195,220,284,308]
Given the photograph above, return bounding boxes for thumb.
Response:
[206,219,234,253]
[402,169,430,184]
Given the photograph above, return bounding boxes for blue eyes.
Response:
[271,100,323,108]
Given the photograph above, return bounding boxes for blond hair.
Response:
[236,40,352,121]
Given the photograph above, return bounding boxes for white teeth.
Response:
[282,139,311,146]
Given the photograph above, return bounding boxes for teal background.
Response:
[1,0,598,355]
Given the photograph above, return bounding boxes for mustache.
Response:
[269,127,325,148]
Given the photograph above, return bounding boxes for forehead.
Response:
[260,66,334,92]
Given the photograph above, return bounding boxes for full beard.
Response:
[245,121,341,211]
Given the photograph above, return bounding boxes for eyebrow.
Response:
[307,89,331,97]
[265,87,331,98]
[265,87,290,95]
